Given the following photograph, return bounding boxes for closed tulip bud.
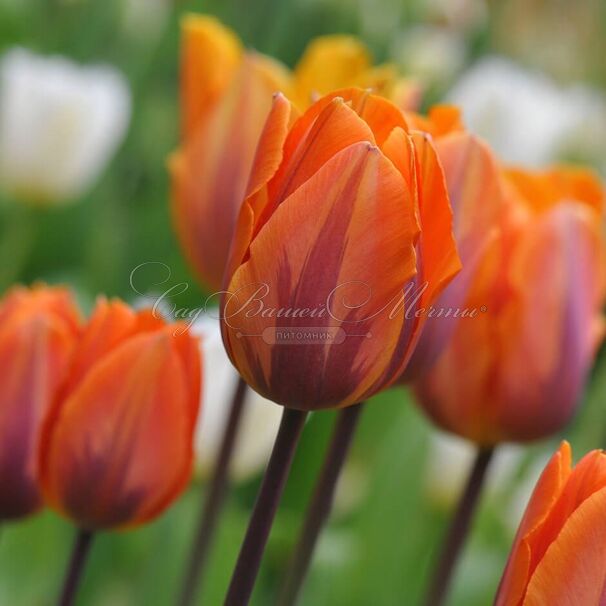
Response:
[170,15,419,292]
[220,88,460,410]
[38,299,201,530]
[0,285,81,520]
[0,48,130,204]
[401,108,504,380]
[415,163,606,444]
[496,442,606,605]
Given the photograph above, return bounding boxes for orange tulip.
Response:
[496,442,606,605]
[38,299,201,530]
[415,161,606,444]
[170,14,419,291]
[0,285,81,520]
[220,88,460,410]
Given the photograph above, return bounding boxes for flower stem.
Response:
[423,446,494,606]
[178,377,247,606]
[277,403,364,606]
[224,407,308,606]
[58,529,94,606]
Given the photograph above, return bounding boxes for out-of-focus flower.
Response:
[192,315,281,481]
[38,300,201,530]
[0,285,81,521]
[496,442,606,605]
[392,26,467,88]
[0,48,131,204]
[415,161,606,445]
[401,108,503,380]
[221,88,460,410]
[424,430,523,509]
[170,14,420,292]
[447,56,606,168]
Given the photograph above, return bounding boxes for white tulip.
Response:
[447,56,606,167]
[192,314,283,482]
[0,48,131,204]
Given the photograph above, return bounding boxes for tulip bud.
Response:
[496,442,606,605]
[170,16,420,292]
[0,285,81,520]
[220,88,460,410]
[415,164,606,444]
[38,300,201,530]
[0,48,131,204]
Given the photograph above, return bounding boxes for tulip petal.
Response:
[410,131,461,308]
[180,14,242,139]
[524,485,606,605]
[226,92,296,284]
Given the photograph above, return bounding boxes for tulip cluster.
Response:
[2,9,606,606]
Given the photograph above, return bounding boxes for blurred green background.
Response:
[1,0,605,604]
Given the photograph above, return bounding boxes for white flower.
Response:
[0,48,131,204]
[447,56,606,167]
[192,315,283,482]
[424,430,524,508]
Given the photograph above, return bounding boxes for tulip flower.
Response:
[38,299,201,530]
[496,442,606,605]
[170,14,419,292]
[0,285,81,520]
[221,87,460,411]
[0,48,130,204]
[415,163,606,445]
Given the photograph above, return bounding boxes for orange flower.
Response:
[415,162,606,444]
[38,299,201,530]
[0,285,81,520]
[496,442,606,605]
[220,88,460,411]
[170,15,419,291]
